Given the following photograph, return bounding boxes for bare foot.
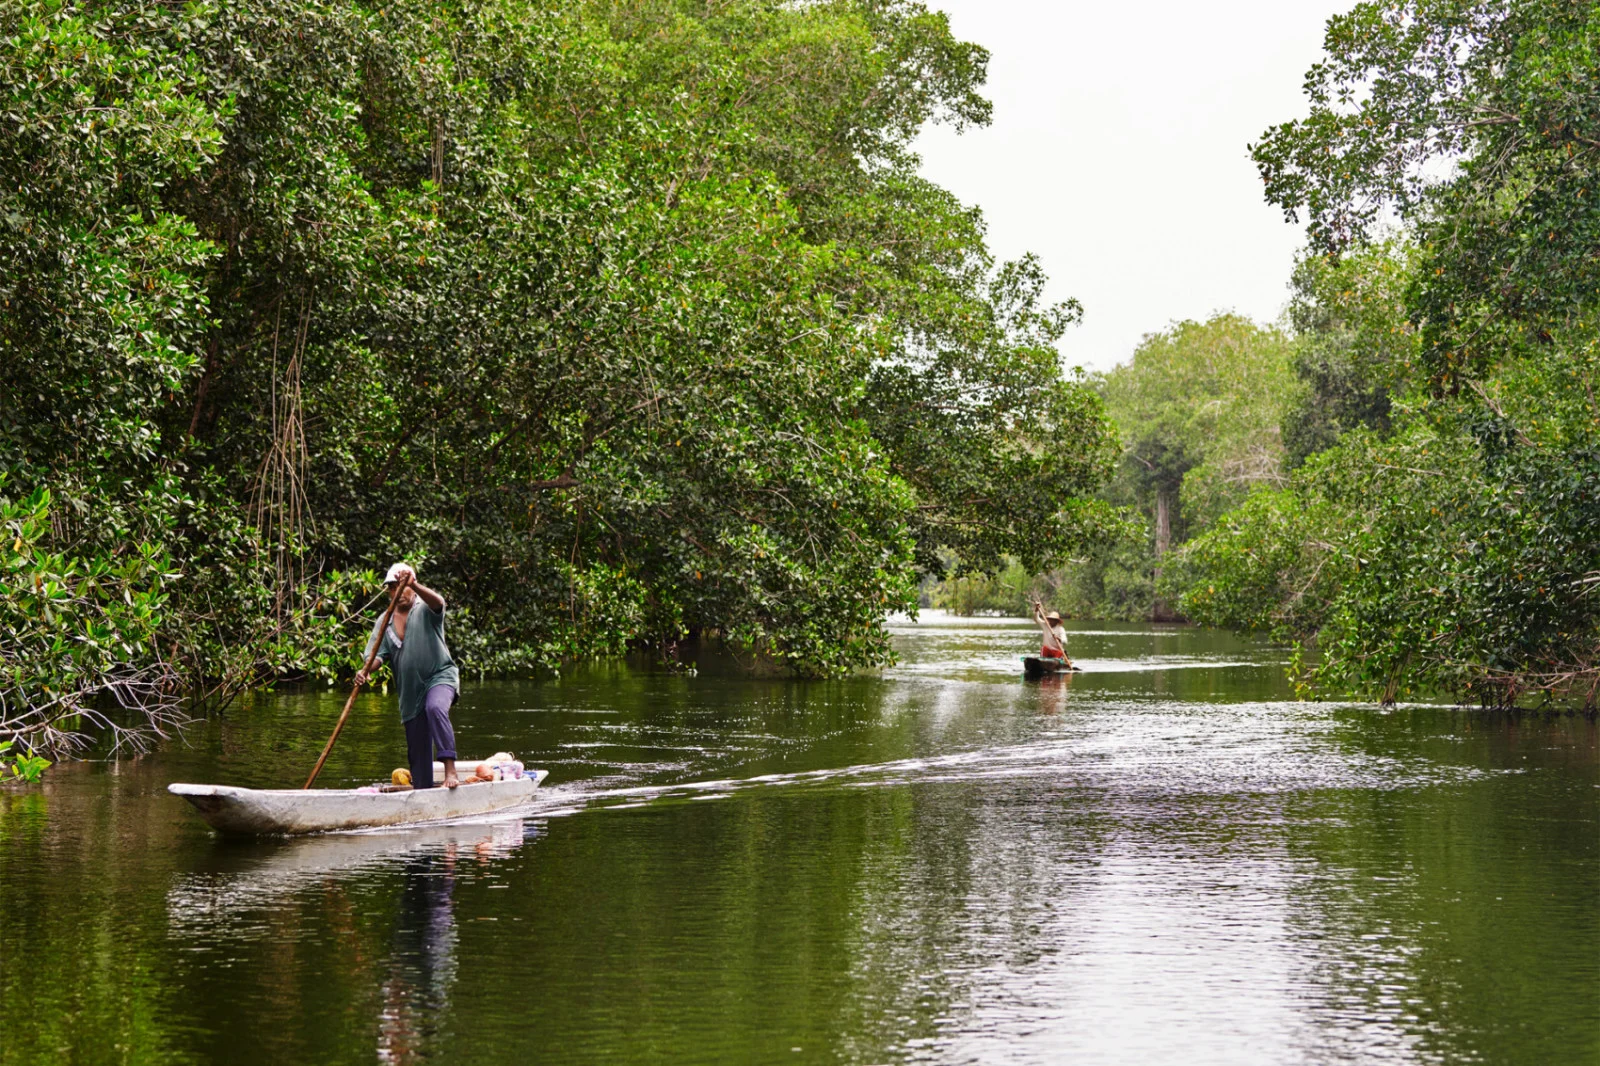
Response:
[443,772,460,789]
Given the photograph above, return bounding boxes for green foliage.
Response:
[0,0,1118,760]
[1101,315,1297,537]
[1282,241,1415,466]
[1048,315,1297,621]
[1253,0,1600,393]
[0,741,50,783]
[866,254,1120,577]
[1225,0,1600,705]
[929,556,1035,616]
[0,480,188,759]
[1185,362,1600,706]
[1054,535,1166,622]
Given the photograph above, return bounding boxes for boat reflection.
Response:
[166,820,529,937]
[165,822,533,1060]
[1032,672,1073,716]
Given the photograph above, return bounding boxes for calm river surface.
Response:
[2,616,1596,1065]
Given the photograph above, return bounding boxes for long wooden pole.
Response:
[304,576,410,789]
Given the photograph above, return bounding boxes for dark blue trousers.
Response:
[404,684,458,788]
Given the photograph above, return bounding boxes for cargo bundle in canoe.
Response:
[170,763,548,836]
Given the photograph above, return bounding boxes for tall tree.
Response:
[1102,315,1295,547]
[1070,315,1295,620]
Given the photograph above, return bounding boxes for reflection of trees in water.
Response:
[1280,712,1600,1065]
[829,710,1598,1062]
[378,850,459,1065]
[832,779,1115,1060]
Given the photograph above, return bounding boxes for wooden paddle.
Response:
[303,575,410,789]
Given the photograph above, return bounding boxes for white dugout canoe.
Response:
[169,765,548,836]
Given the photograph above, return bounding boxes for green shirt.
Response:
[374,601,460,722]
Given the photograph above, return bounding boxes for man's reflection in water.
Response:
[377,848,459,1065]
[1035,673,1072,716]
[373,823,529,1063]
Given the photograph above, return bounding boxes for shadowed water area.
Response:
[2,616,1596,1064]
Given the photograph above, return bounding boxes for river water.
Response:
[1,615,1596,1065]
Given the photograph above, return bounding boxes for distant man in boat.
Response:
[355,563,463,789]
[1032,601,1072,667]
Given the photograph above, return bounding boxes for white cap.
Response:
[384,562,411,585]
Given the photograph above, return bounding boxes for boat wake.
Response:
[519,710,1492,820]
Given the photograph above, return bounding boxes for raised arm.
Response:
[390,564,445,612]
[410,581,445,613]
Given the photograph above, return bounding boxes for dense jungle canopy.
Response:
[0,0,1120,759]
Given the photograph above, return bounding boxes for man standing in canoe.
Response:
[1032,601,1072,667]
[356,563,462,789]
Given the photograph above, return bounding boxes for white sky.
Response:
[915,0,1352,372]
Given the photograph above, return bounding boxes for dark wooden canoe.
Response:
[1022,656,1079,678]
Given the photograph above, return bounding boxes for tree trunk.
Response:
[186,336,222,441]
[1154,489,1172,560]
[1152,489,1174,622]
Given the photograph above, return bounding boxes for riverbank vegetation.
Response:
[951,0,1600,710]
[929,312,1299,621]
[1063,314,1297,621]
[1185,0,1600,708]
[0,0,1120,764]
